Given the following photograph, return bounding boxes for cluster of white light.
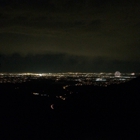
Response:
[33,92,39,95]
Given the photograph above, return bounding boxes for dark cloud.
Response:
[0,53,140,73]
[0,0,140,72]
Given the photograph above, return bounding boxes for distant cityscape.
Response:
[0,72,138,84]
[0,72,140,110]
[0,71,140,100]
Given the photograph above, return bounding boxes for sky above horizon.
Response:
[0,0,140,72]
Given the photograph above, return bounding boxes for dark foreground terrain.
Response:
[0,77,140,140]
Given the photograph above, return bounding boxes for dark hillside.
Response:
[0,77,140,139]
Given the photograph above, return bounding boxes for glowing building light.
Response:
[115,71,121,77]
[33,92,39,95]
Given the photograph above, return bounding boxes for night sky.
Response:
[0,0,140,72]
